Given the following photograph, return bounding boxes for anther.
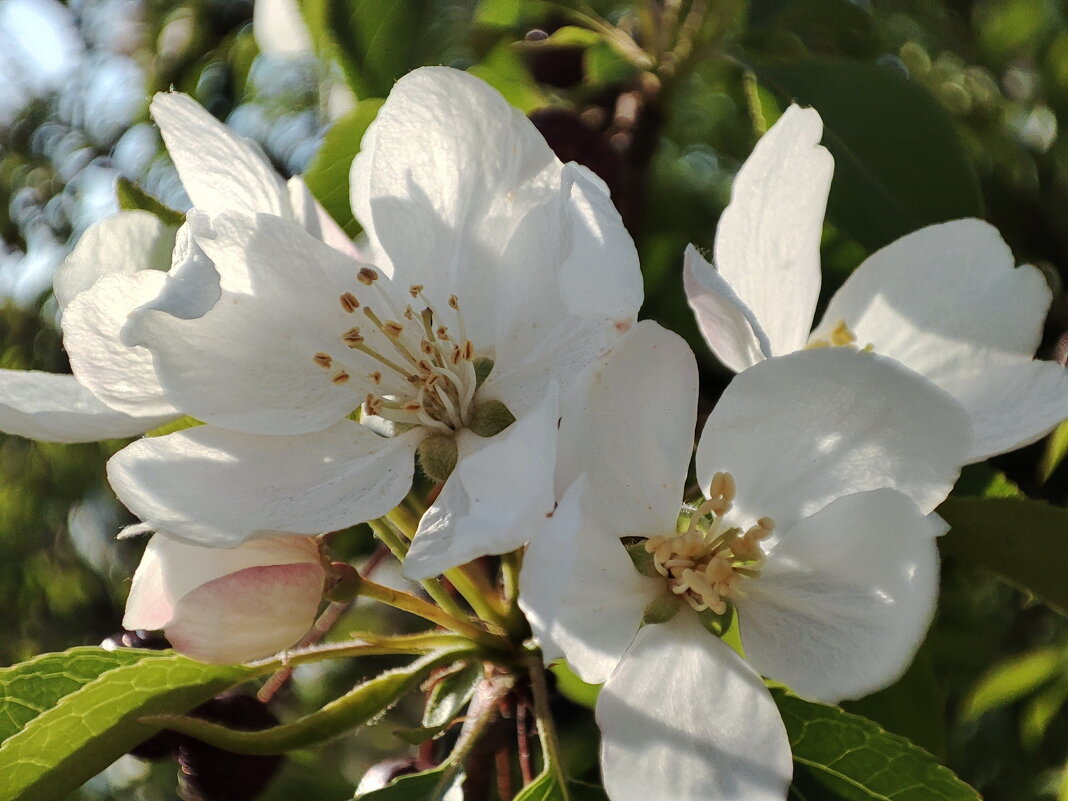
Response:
[339,292,360,313]
[384,321,405,338]
[357,268,379,285]
[369,371,382,384]
[342,327,364,346]
[448,295,459,310]
[409,284,424,298]
[331,370,350,385]
[313,352,333,369]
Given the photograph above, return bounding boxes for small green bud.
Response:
[325,561,362,602]
[467,399,516,438]
[621,536,659,578]
[472,357,494,387]
[642,593,681,626]
[418,433,459,483]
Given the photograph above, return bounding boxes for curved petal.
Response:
[696,349,971,533]
[0,370,174,442]
[684,244,771,372]
[402,387,559,580]
[520,476,662,685]
[53,211,176,309]
[124,213,375,435]
[150,92,290,219]
[598,614,792,801]
[713,105,832,356]
[815,219,1051,383]
[62,270,177,417]
[939,360,1068,462]
[123,532,322,630]
[738,490,942,703]
[350,66,556,288]
[108,422,423,547]
[555,320,697,535]
[166,562,324,663]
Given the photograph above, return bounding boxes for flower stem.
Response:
[359,575,509,651]
[384,507,511,630]
[368,518,468,620]
[525,648,571,801]
[433,671,515,799]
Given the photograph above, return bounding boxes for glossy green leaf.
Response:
[353,765,459,800]
[143,648,473,755]
[116,177,186,226]
[470,45,548,114]
[755,60,982,250]
[303,100,383,238]
[1039,419,1068,483]
[774,690,981,801]
[963,645,1067,720]
[937,497,1068,615]
[513,770,609,801]
[0,648,257,801]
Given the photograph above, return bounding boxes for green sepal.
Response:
[696,603,735,637]
[467,399,516,438]
[472,356,495,388]
[418,434,459,483]
[621,536,659,578]
[641,593,681,626]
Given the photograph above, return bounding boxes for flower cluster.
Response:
[3,66,1066,801]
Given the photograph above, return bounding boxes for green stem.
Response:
[525,649,571,801]
[385,507,511,630]
[360,576,508,651]
[369,518,468,620]
[142,648,475,755]
[265,631,474,668]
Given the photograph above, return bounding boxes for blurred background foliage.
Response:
[1,0,1068,798]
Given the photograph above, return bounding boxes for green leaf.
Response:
[422,662,482,730]
[0,648,257,801]
[513,770,609,801]
[303,100,383,238]
[116,177,186,226]
[774,690,981,801]
[354,765,459,800]
[937,497,1068,615]
[1039,419,1068,483]
[470,45,548,114]
[145,415,203,438]
[549,662,600,709]
[754,60,982,251]
[962,645,1067,720]
[142,648,473,755]
[320,0,437,99]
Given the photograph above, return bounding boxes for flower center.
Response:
[312,269,486,434]
[805,318,871,351]
[643,471,774,615]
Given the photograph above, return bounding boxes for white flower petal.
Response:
[815,219,1050,382]
[559,163,643,323]
[598,614,792,801]
[108,422,422,547]
[520,476,662,685]
[52,211,176,309]
[738,490,942,703]
[151,92,290,219]
[684,244,772,372]
[62,270,177,417]
[124,213,372,435]
[939,360,1068,462]
[350,66,556,288]
[713,104,832,356]
[555,320,698,534]
[696,349,971,531]
[286,176,363,260]
[0,370,174,442]
[402,387,559,580]
[167,561,324,663]
[123,532,321,630]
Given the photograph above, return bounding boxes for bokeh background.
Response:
[1,0,1067,798]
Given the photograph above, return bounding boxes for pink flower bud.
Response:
[123,533,325,664]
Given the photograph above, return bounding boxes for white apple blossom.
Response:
[520,322,972,801]
[0,90,357,445]
[684,104,1068,462]
[106,67,643,580]
[123,532,325,664]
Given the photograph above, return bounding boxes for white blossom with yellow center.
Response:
[520,322,972,801]
[684,104,1068,463]
[106,67,643,579]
